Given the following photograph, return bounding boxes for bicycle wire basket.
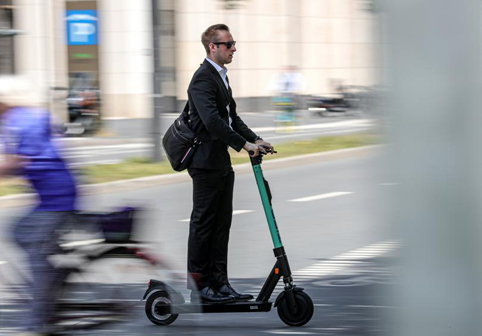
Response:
[77,207,139,244]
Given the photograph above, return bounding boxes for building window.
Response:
[0,1,15,74]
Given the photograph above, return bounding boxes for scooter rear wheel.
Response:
[145,291,178,325]
[277,291,314,327]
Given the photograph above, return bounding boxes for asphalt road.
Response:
[0,148,400,335]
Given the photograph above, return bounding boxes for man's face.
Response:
[210,30,236,66]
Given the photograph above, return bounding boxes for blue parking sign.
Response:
[66,10,98,45]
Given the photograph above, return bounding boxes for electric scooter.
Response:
[142,149,314,327]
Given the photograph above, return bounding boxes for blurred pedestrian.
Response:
[0,76,78,336]
[186,24,274,303]
[271,65,305,128]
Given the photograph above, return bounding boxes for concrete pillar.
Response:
[386,0,482,335]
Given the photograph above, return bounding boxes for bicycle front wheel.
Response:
[54,246,181,330]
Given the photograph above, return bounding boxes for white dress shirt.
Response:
[206,57,232,128]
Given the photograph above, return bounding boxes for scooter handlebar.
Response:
[249,146,277,157]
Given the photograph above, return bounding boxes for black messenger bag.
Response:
[162,102,201,172]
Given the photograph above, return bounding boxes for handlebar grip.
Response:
[249,147,277,157]
[260,145,277,154]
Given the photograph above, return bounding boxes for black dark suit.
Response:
[186,59,258,290]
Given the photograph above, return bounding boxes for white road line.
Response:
[379,182,401,186]
[265,331,315,335]
[265,128,370,141]
[178,210,254,222]
[247,240,401,298]
[232,210,255,216]
[347,305,398,309]
[289,191,353,202]
[60,239,106,248]
[291,240,401,281]
[0,309,22,313]
[252,119,372,133]
[0,261,8,265]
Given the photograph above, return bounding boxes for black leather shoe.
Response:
[192,287,236,304]
[217,284,254,301]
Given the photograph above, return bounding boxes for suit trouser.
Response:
[187,167,235,290]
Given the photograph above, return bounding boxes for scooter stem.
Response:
[250,155,283,249]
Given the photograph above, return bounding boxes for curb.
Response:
[0,145,381,209]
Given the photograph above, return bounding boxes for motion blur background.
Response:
[3,1,482,336]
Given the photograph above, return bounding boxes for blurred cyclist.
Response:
[0,76,78,336]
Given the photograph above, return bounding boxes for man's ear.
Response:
[209,42,216,54]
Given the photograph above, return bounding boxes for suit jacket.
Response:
[187,59,258,170]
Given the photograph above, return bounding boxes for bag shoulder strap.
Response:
[180,101,199,139]
[181,101,189,119]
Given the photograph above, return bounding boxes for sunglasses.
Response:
[212,41,236,49]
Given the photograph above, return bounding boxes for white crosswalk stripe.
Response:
[245,240,401,297]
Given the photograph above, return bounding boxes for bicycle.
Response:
[1,207,190,334]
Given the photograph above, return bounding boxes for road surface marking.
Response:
[179,210,255,222]
[266,331,315,335]
[295,241,400,280]
[266,128,370,141]
[379,182,401,186]
[252,119,372,133]
[348,305,398,309]
[60,239,106,248]
[289,192,353,202]
[0,309,22,313]
[246,240,401,297]
[0,261,8,266]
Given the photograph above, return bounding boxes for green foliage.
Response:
[0,179,31,197]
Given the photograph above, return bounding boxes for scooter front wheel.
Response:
[277,291,314,327]
[145,291,179,325]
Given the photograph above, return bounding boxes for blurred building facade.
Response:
[2,0,379,121]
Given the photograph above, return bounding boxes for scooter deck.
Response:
[158,301,273,314]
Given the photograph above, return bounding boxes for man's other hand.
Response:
[255,139,275,154]
[243,142,266,157]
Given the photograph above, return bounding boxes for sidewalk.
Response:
[59,136,152,148]
[59,118,373,148]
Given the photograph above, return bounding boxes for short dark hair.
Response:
[201,24,230,54]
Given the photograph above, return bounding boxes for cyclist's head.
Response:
[0,76,42,113]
